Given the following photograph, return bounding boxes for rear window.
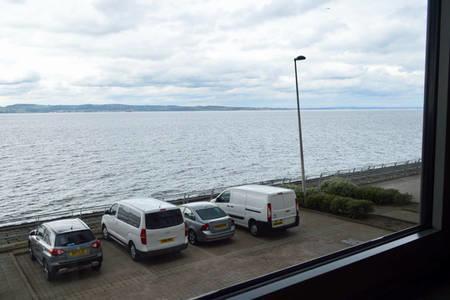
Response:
[55,230,95,247]
[145,209,183,229]
[196,207,227,221]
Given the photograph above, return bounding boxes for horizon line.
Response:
[0,103,425,110]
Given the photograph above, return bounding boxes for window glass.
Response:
[128,210,141,228]
[110,204,118,215]
[146,209,183,229]
[196,207,227,221]
[37,226,44,237]
[183,208,196,220]
[218,192,230,203]
[43,229,51,245]
[0,1,428,299]
[117,205,140,227]
[55,230,95,247]
[117,206,127,222]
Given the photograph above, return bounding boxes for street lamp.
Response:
[294,55,307,195]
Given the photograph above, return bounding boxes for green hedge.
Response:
[282,184,318,207]
[320,178,412,205]
[303,190,373,219]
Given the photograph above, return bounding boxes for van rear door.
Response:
[145,209,185,250]
[270,191,297,227]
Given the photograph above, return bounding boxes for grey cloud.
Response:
[0,0,428,108]
[0,72,40,85]
[227,0,331,28]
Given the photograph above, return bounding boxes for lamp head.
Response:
[295,55,306,61]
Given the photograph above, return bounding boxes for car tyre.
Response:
[28,243,36,261]
[102,225,110,240]
[188,230,198,245]
[249,220,259,236]
[129,242,140,261]
[44,260,56,281]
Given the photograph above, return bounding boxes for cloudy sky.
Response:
[0,0,427,108]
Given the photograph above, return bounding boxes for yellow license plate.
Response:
[273,220,283,226]
[68,249,88,257]
[215,224,227,229]
[160,238,174,244]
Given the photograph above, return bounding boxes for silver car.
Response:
[28,218,103,281]
[181,202,235,245]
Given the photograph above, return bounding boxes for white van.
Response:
[101,198,188,260]
[211,185,299,236]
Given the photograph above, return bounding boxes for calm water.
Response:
[0,110,422,220]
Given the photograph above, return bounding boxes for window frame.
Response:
[197,1,450,299]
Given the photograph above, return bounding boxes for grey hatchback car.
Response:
[28,218,103,281]
[181,202,235,245]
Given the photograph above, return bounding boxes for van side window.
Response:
[217,191,230,203]
[118,205,140,228]
[128,210,141,228]
[117,206,127,222]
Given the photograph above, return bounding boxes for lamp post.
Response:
[294,55,307,195]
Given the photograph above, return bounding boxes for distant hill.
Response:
[0,104,293,113]
[0,104,422,113]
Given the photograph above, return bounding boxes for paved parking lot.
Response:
[13,209,391,300]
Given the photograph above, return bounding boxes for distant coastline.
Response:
[0,104,423,113]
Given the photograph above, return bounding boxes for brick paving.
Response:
[0,253,33,299]
[13,210,391,300]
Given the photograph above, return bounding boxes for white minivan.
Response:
[211,185,299,236]
[101,198,188,260]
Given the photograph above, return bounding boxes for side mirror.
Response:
[104,209,110,215]
[29,230,37,236]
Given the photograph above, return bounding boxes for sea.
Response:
[0,109,423,221]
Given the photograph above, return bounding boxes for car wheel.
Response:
[92,262,102,271]
[102,225,110,240]
[129,242,140,261]
[43,260,56,281]
[188,230,197,245]
[28,243,36,261]
[249,220,259,236]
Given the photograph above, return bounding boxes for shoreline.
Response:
[0,160,421,253]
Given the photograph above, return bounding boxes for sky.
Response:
[0,0,427,108]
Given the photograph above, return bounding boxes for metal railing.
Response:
[0,158,421,228]
[0,205,111,228]
[152,158,422,202]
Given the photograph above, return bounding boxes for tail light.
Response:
[91,240,101,249]
[184,222,188,237]
[48,248,64,256]
[267,203,272,223]
[140,228,147,245]
[201,223,209,231]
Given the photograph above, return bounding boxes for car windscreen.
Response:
[145,209,183,229]
[55,230,95,247]
[196,207,227,221]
